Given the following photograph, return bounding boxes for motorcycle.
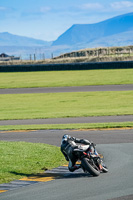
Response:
[73,143,108,176]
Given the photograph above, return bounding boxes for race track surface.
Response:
[0,129,133,146]
[0,84,133,94]
[0,115,133,126]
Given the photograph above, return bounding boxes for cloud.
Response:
[0,6,16,20]
[20,7,52,20]
[111,1,133,10]
[80,3,103,10]
[0,6,7,11]
[40,6,51,13]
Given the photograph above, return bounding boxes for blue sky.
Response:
[0,0,133,41]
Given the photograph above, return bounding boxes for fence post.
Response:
[30,54,32,61]
[34,54,36,61]
[42,53,45,60]
[129,48,131,56]
[108,48,110,56]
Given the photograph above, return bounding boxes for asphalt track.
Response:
[0,115,133,126]
[0,129,133,145]
[0,84,133,94]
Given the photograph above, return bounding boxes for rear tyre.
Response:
[81,157,100,176]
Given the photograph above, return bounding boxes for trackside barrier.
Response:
[0,61,133,72]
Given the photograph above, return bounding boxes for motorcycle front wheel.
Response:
[81,157,100,176]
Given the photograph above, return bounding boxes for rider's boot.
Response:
[69,164,81,172]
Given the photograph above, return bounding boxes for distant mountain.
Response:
[0,32,52,46]
[72,30,133,50]
[52,12,133,46]
[0,12,133,58]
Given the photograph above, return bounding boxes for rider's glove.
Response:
[91,142,96,147]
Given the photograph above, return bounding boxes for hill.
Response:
[52,12,133,47]
[0,32,51,46]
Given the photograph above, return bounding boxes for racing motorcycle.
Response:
[73,143,108,176]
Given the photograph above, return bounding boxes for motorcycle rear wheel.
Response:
[81,157,100,176]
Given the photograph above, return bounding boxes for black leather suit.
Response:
[61,136,90,172]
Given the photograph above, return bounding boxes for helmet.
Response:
[61,134,71,145]
[62,134,71,141]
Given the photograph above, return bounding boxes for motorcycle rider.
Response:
[61,134,91,172]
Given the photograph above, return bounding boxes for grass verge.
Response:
[0,141,66,184]
[0,69,133,89]
[0,91,133,120]
[0,122,133,131]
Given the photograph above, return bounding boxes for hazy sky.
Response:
[0,0,133,41]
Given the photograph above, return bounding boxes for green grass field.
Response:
[0,122,133,131]
[0,91,133,120]
[0,68,133,88]
[0,141,66,184]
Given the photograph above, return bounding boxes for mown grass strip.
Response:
[0,69,133,89]
[0,91,133,120]
[0,122,133,131]
[0,141,66,184]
